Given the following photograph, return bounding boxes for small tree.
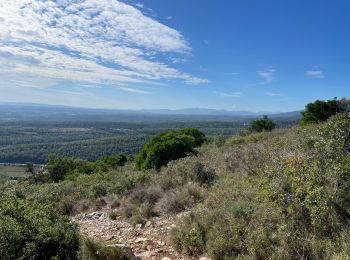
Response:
[301,99,340,124]
[135,128,207,170]
[46,154,85,182]
[249,115,276,132]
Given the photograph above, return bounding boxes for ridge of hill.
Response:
[0,102,301,122]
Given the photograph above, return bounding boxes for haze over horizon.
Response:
[1,0,349,112]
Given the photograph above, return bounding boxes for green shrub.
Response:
[249,115,276,132]
[94,154,127,169]
[178,128,207,146]
[171,221,206,255]
[90,184,107,198]
[135,128,207,170]
[46,154,87,182]
[46,153,128,183]
[0,196,79,259]
[0,165,149,217]
[226,131,270,146]
[191,162,216,185]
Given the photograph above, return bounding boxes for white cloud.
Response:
[166,16,173,20]
[0,0,208,92]
[266,92,281,97]
[305,67,324,79]
[215,91,241,97]
[134,3,144,9]
[170,57,187,64]
[183,74,210,85]
[258,68,275,84]
[119,86,151,94]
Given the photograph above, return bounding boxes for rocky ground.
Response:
[74,211,208,260]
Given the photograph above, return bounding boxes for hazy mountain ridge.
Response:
[0,103,301,122]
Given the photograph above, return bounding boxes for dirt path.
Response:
[74,211,198,260]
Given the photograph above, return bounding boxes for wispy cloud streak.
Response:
[215,91,241,97]
[0,0,208,91]
[258,68,275,84]
[305,67,324,79]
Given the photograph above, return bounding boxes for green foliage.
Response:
[171,113,350,259]
[249,115,276,132]
[46,154,86,182]
[0,164,150,216]
[94,153,127,168]
[301,99,342,124]
[178,128,207,146]
[46,153,128,182]
[135,128,207,170]
[226,131,270,146]
[0,196,79,260]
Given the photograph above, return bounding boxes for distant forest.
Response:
[0,103,300,164]
[0,119,296,164]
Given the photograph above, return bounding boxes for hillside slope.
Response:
[1,113,350,259]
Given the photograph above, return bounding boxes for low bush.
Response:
[80,237,132,260]
[45,153,128,182]
[110,196,121,209]
[93,198,107,210]
[93,154,128,169]
[0,196,80,259]
[226,131,270,146]
[120,186,161,222]
[0,165,149,216]
[156,183,205,215]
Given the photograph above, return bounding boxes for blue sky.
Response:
[0,0,349,112]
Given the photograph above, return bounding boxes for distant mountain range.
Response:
[0,102,302,122]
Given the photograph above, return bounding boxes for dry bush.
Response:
[110,197,121,209]
[155,183,205,215]
[94,198,107,210]
[80,237,131,260]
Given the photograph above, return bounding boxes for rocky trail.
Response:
[74,211,208,260]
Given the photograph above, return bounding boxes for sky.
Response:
[0,0,349,112]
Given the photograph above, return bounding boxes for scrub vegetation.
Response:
[1,99,350,259]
